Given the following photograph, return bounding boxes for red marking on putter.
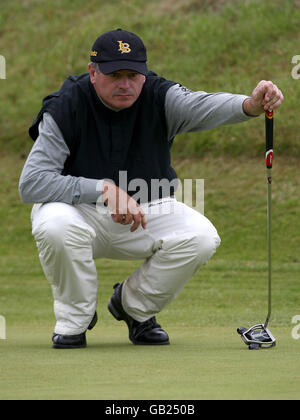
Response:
[266,150,273,167]
[266,110,273,119]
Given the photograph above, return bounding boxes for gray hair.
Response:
[89,62,100,72]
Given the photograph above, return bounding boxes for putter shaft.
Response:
[264,110,274,328]
[265,166,272,328]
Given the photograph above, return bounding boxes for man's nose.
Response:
[118,77,130,89]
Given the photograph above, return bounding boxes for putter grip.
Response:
[265,110,274,168]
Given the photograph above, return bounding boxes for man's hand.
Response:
[243,80,284,116]
[101,180,147,232]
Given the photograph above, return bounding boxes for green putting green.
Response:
[0,324,299,400]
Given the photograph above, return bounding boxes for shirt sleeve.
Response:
[19,112,103,204]
[165,83,257,141]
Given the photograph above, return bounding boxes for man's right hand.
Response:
[101,180,147,232]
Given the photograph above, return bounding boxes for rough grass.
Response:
[0,0,300,156]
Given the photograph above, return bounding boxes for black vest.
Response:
[29,72,177,202]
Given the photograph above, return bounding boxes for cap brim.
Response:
[97,60,148,76]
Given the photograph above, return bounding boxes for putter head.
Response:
[237,324,276,349]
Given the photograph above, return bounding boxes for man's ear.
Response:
[88,63,96,85]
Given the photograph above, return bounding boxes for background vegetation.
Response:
[0,0,300,157]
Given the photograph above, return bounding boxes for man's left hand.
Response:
[243,80,284,116]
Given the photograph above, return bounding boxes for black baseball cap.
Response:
[90,29,148,75]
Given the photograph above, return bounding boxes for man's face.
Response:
[88,65,146,110]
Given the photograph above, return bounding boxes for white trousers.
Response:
[31,198,221,335]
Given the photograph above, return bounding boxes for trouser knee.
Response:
[32,214,95,250]
[192,230,221,266]
[163,230,221,267]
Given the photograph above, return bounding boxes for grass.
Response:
[0,0,299,400]
[0,151,299,400]
[0,0,300,156]
[1,326,299,400]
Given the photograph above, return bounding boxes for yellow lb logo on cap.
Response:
[91,50,98,57]
[118,41,131,54]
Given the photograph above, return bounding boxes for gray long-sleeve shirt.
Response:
[19,83,254,204]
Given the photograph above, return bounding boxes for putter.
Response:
[237,110,276,350]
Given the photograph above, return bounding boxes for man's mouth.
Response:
[113,92,133,98]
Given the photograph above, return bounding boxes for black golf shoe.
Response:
[108,283,170,345]
[52,311,98,349]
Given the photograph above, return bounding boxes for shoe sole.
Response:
[132,339,170,346]
[52,343,87,349]
[108,299,170,346]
